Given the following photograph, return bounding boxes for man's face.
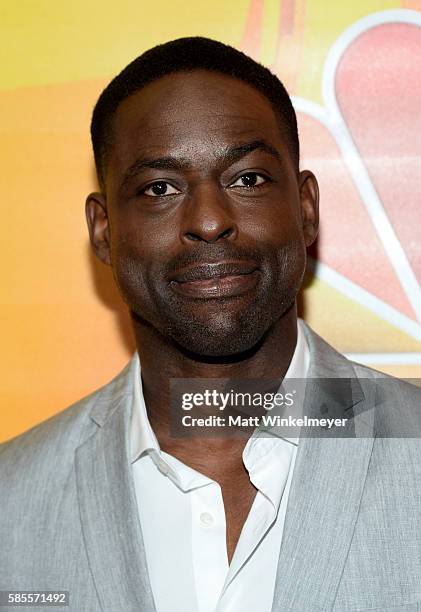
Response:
[87,70,318,356]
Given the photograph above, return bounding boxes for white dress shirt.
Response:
[131,320,309,612]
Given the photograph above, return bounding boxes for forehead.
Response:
[108,70,289,177]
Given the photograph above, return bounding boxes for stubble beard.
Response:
[117,240,306,358]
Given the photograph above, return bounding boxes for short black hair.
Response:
[91,36,299,187]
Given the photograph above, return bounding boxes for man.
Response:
[1,37,420,612]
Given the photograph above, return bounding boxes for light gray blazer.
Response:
[1,324,421,611]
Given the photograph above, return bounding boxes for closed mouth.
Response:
[168,261,259,284]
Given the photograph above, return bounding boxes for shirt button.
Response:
[200,512,214,527]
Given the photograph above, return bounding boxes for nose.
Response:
[180,183,238,244]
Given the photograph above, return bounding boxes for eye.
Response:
[141,181,181,197]
[229,172,268,189]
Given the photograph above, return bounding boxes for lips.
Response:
[168,261,260,299]
[169,261,259,283]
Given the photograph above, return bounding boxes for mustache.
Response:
[162,243,267,278]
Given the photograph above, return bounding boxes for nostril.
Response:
[185,232,201,241]
[219,228,233,239]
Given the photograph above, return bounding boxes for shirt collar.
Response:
[130,318,309,465]
[241,321,309,508]
[284,318,310,381]
[251,317,309,446]
[129,360,214,490]
[129,353,159,464]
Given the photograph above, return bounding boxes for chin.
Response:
[175,329,262,357]
[163,307,273,358]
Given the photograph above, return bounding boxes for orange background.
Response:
[1,0,421,442]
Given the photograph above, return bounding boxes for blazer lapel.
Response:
[271,325,375,611]
[75,360,156,612]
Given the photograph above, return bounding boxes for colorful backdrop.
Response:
[1,0,421,442]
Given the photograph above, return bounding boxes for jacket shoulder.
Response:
[301,322,421,435]
[348,361,421,437]
[0,358,134,485]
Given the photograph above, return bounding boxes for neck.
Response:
[131,305,299,474]
[134,303,298,382]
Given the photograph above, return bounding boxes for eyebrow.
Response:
[120,139,283,189]
[221,139,283,167]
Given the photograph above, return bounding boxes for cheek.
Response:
[237,187,303,238]
[110,206,177,257]
[109,210,162,268]
[112,248,147,306]
[241,207,304,249]
[108,226,152,306]
[108,216,177,314]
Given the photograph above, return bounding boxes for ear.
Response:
[85,192,111,266]
[298,170,319,247]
